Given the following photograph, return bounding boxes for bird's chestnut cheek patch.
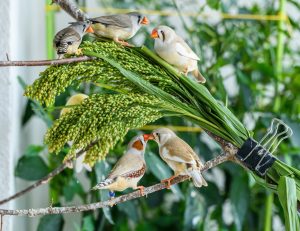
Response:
[132,140,144,150]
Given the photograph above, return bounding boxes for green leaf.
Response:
[82,215,95,231]
[22,100,35,126]
[62,178,85,202]
[24,145,45,157]
[278,176,300,231]
[31,101,53,127]
[229,173,250,231]
[183,186,205,230]
[95,161,114,224]
[206,0,220,9]
[145,151,183,199]
[15,156,49,181]
[37,214,64,231]
[117,200,139,222]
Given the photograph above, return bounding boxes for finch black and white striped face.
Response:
[69,21,94,34]
[128,12,149,26]
[151,128,177,145]
[151,26,176,44]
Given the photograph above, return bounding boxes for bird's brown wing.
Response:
[163,137,203,167]
[53,27,81,48]
[108,153,145,179]
[90,14,132,29]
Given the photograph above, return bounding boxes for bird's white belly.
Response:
[66,41,81,54]
[155,46,197,72]
[93,24,132,40]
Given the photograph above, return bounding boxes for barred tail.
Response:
[192,69,206,83]
[190,169,208,187]
[91,178,114,190]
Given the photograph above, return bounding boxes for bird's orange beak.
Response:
[143,134,155,141]
[141,16,149,25]
[151,29,159,39]
[86,26,94,33]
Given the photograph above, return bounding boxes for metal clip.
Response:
[237,118,293,176]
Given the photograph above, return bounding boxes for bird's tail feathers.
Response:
[192,69,206,83]
[190,169,208,187]
[91,178,114,190]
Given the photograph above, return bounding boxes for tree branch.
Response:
[52,0,88,21]
[0,141,98,206]
[0,151,233,217]
[0,56,96,67]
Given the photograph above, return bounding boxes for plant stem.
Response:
[46,0,58,203]
[0,56,95,67]
[264,192,273,231]
[274,0,286,112]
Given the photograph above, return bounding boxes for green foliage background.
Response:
[16,0,300,230]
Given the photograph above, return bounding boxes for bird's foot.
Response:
[136,186,146,197]
[57,54,65,59]
[108,199,116,207]
[75,48,83,56]
[161,176,176,189]
[108,191,116,207]
[114,38,134,47]
[179,71,188,77]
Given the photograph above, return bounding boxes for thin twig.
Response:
[52,0,88,21]
[0,141,98,206]
[0,215,2,231]
[0,151,232,217]
[0,56,95,67]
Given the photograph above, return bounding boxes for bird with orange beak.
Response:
[144,128,207,188]
[53,21,94,59]
[92,135,149,198]
[151,25,206,83]
[90,12,149,46]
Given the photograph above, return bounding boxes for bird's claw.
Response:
[75,48,83,56]
[108,199,116,207]
[114,39,134,47]
[161,176,176,189]
[136,186,146,197]
[107,191,116,207]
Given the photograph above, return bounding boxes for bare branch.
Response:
[52,0,88,21]
[0,56,95,67]
[0,141,98,206]
[0,151,233,217]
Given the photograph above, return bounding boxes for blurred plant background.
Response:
[15,0,300,230]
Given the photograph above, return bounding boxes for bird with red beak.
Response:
[90,12,149,46]
[92,135,148,199]
[144,128,207,189]
[151,25,206,83]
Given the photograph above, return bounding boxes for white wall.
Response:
[0,1,99,230]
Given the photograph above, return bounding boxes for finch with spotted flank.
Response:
[91,135,149,198]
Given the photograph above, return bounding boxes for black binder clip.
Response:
[236,118,293,176]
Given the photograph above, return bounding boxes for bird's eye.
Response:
[156,133,161,142]
[67,41,73,45]
[160,30,165,42]
[137,16,141,24]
